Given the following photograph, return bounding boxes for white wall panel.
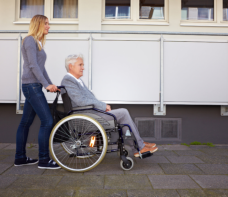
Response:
[164,42,228,103]
[92,41,160,102]
[0,40,18,102]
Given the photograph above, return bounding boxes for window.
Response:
[181,0,214,21]
[15,0,79,24]
[224,0,228,21]
[20,0,44,18]
[53,0,78,18]
[105,0,131,19]
[139,0,164,20]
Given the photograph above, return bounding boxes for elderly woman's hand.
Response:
[46,84,58,92]
[106,104,111,112]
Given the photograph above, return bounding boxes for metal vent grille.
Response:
[161,120,178,138]
[135,118,181,141]
[137,120,155,137]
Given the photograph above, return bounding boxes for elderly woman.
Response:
[14,15,60,169]
[61,54,158,157]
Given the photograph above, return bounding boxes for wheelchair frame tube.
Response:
[120,124,140,152]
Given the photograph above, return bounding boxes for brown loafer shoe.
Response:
[144,142,156,148]
[134,146,158,157]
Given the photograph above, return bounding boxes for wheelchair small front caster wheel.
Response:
[120,157,134,171]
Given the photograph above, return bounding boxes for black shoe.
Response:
[38,159,61,169]
[14,157,38,166]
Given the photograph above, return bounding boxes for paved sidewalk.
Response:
[0,143,228,197]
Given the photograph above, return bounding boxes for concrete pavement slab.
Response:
[0,149,15,156]
[2,164,45,175]
[127,189,180,197]
[153,150,178,156]
[0,155,8,162]
[8,175,62,189]
[148,175,200,189]
[57,175,104,189]
[0,151,38,164]
[190,175,228,189]
[76,189,127,197]
[215,144,228,147]
[125,164,164,175]
[177,189,207,197]
[0,189,23,197]
[0,155,15,164]
[204,189,228,196]
[174,150,206,156]
[135,156,170,164]
[100,152,123,164]
[0,163,13,174]
[1,144,228,194]
[3,144,16,149]
[21,189,75,197]
[160,164,205,175]
[0,175,17,189]
[166,156,204,163]
[0,144,9,149]
[156,145,166,150]
[189,145,211,150]
[162,145,191,150]
[200,148,228,156]
[196,155,228,164]
[84,164,124,175]
[105,175,152,189]
[196,164,228,175]
[43,168,83,176]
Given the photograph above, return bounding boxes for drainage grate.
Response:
[161,120,178,138]
[137,120,155,137]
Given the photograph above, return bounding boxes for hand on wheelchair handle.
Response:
[46,84,60,93]
[47,89,61,93]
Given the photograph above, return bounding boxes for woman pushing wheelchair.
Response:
[14,15,60,169]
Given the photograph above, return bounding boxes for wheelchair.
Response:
[49,86,153,172]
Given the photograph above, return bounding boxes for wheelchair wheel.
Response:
[120,157,134,171]
[49,114,108,172]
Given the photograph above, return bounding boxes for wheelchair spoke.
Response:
[55,126,75,142]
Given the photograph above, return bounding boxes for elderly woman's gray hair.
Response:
[65,54,84,72]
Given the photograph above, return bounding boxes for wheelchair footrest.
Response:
[139,151,153,159]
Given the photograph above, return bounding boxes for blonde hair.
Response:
[22,15,48,51]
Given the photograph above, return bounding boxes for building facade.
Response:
[0,0,228,144]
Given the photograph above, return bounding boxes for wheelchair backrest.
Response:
[61,92,72,113]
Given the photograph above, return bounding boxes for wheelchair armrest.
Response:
[72,105,94,110]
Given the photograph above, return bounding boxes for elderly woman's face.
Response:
[69,58,84,78]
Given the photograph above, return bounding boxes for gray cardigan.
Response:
[21,36,52,88]
[61,74,106,111]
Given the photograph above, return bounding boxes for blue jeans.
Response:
[15,83,53,160]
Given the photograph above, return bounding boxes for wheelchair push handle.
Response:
[46,86,66,93]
